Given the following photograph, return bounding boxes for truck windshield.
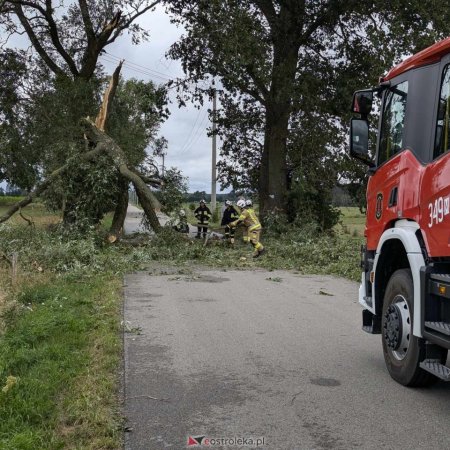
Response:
[378,81,408,165]
[434,65,450,159]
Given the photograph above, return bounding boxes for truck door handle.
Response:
[388,187,398,207]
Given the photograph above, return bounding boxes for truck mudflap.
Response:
[362,308,381,334]
[359,245,375,313]
[359,272,374,312]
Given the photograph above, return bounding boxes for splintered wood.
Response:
[95,60,123,131]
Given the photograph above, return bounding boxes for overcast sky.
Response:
[4,3,224,193]
[103,4,223,193]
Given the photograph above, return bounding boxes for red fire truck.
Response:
[350,37,450,386]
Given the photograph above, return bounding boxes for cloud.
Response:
[105,5,227,193]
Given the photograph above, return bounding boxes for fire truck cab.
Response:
[350,37,450,386]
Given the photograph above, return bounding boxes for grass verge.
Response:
[0,275,122,449]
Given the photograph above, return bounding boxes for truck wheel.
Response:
[381,269,447,386]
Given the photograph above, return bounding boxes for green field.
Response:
[0,197,60,228]
[339,206,366,237]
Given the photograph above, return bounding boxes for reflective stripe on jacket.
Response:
[238,208,261,231]
[194,206,212,224]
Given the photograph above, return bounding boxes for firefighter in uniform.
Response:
[238,197,249,244]
[221,200,239,245]
[194,199,212,238]
[173,209,189,234]
[230,199,265,258]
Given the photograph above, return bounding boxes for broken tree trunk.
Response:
[108,175,129,242]
[99,61,127,242]
[98,60,161,238]
[95,61,123,131]
[81,118,162,233]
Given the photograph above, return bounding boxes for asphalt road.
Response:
[123,204,173,235]
[123,268,450,450]
[123,204,198,237]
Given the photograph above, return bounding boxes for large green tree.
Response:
[0,0,181,232]
[0,49,37,189]
[0,0,160,80]
[167,0,450,218]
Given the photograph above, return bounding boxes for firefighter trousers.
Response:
[248,228,263,251]
[196,224,208,238]
[224,225,235,239]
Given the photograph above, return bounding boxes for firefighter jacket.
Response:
[221,206,239,226]
[231,208,262,231]
[194,205,212,224]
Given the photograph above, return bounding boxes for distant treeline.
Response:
[0,186,27,196]
[2,186,357,207]
[185,191,242,203]
[186,186,357,207]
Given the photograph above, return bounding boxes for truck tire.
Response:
[381,268,447,386]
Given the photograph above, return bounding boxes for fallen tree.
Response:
[0,63,164,236]
[0,129,163,234]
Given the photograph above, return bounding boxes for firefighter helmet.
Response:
[245,199,253,206]
[236,199,246,208]
[225,200,232,206]
[200,199,206,204]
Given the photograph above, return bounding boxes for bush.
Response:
[286,185,341,231]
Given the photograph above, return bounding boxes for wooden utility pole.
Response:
[211,83,217,212]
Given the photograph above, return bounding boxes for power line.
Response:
[178,110,209,155]
[179,110,209,155]
[177,106,204,154]
[101,51,191,91]
[103,50,174,80]
[99,51,211,159]
[99,55,170,82]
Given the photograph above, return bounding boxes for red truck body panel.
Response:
[366,150,422,250]
[384,37,450,81]
[366,149,450,258]
[419,152,450,255]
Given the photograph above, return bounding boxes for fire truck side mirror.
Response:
[350,118,374,167]
[351,90,373,116]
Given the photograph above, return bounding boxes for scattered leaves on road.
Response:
[318,290,334,296]
[266,277,282,282]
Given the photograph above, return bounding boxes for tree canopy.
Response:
[166,0,450,222]
[0,0,161,80]
[2,0,450,231]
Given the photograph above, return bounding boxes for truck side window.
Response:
[378,81,408,166]
[434,65,450,159]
